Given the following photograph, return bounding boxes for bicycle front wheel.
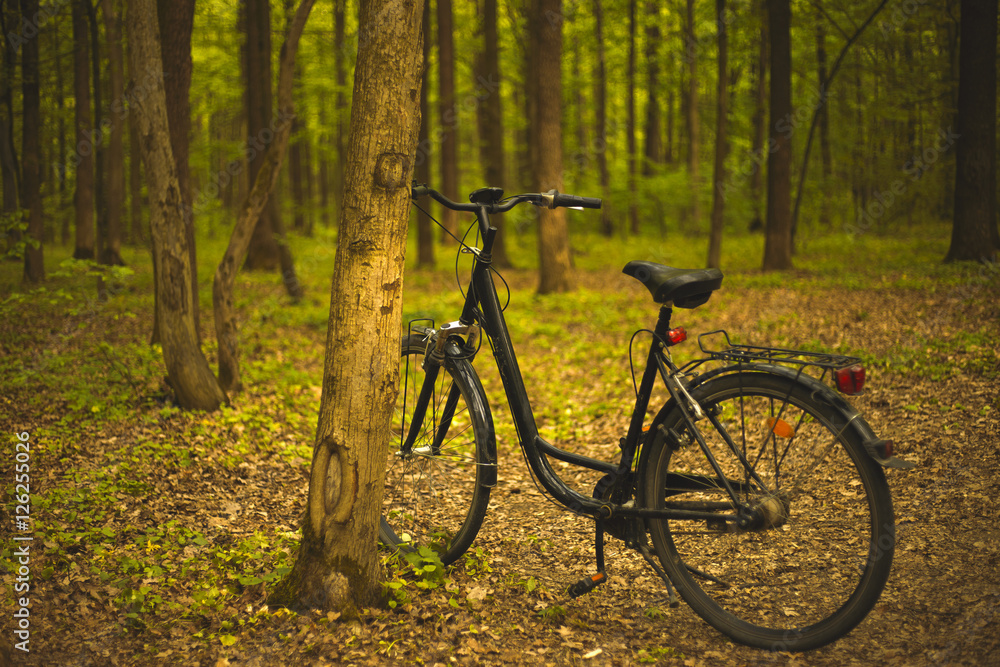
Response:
[642,370,894,651]
[379,334,495,565]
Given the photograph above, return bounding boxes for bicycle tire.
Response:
[379,333,495,566]
[640,370,894,651]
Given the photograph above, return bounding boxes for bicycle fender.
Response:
[443,342,499,488]
[638,363,914,472]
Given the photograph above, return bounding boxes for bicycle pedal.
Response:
[568,571,608,599]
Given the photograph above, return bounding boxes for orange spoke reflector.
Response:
[766,417,796,439]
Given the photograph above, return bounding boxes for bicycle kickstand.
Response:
[568,520,609,599]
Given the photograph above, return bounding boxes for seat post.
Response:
[653,305,674,339]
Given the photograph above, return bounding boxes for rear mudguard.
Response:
[636,362,914,477]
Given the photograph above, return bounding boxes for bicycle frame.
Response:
[412,195,736,525]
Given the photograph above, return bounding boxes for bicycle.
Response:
[381,183,914,651]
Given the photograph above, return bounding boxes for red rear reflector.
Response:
[835,365,866,395]
[667,327,687,346]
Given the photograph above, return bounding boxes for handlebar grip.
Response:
[411,183,430,199]
[551,192,602,209]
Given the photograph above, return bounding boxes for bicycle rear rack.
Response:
[697,330,862,370]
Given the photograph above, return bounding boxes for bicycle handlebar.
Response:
[411,183,602,213]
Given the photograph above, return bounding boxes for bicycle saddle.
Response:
[623,261,723,308]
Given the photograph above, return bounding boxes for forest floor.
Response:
[1,229,999,666]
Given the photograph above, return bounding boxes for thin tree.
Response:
[102,0,126,266]
[126,0,227,411]
[214,0,317,394]
[72,0,95,260]
[535,0,571,293]
[749,0,767,232]
[415,0,434,267]
[474,0,510,267]
[20,0,43,282]
[244,0,282,271]
[946,0,998,262]
[627,0,638,234]
[762,0,792,271]
[438,0,459,240]
[591,0,613,237]
[789,0,891,235]
[643,0,661,175]
[707,0,728,270]
[1,2,20,236]
[685,0,701,230]
[268,0,423,611]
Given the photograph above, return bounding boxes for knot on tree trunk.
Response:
[373,152,409,189]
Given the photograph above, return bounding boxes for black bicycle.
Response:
[381,183,913,651]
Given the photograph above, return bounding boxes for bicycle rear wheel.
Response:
[379,334,495,565]
[641,370,894,650]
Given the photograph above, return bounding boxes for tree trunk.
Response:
[475,0,510,267]
[333,0,347,222]
[643,0,661,175]
[591,0,612,237]
[268,0,422,612]
[85,0,107,264]
[626,0,638,234]
[685,0,701,231]
[72,0,95,260]
[415,0,434,267]
[127,46,144,246]
[815,11,831,227]
[289,117,306,231]
[438,0,459,241]
[102,0,126,266]
[535,0,570,294]
[20,0,43,282]
[244,0,282,271]
[749,0,767,232]
[1,2,19,233]
[215,0,316,394]
[126,0,227,412]
[707,0,728,270]
[762,0,793,271]
[946,0,998,262]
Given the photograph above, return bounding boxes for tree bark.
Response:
[591,0,612,237]
[102,0,126,266]
[534,0,570,294]
[126,0,227,412]
[72,0,95,260]
[20,0,43,282]
[215,0,316,394]
[437,0,459,241]
[762,0,792,271]
[268,0,422,612]
[946,0,998,262]
[707,0,728,270]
